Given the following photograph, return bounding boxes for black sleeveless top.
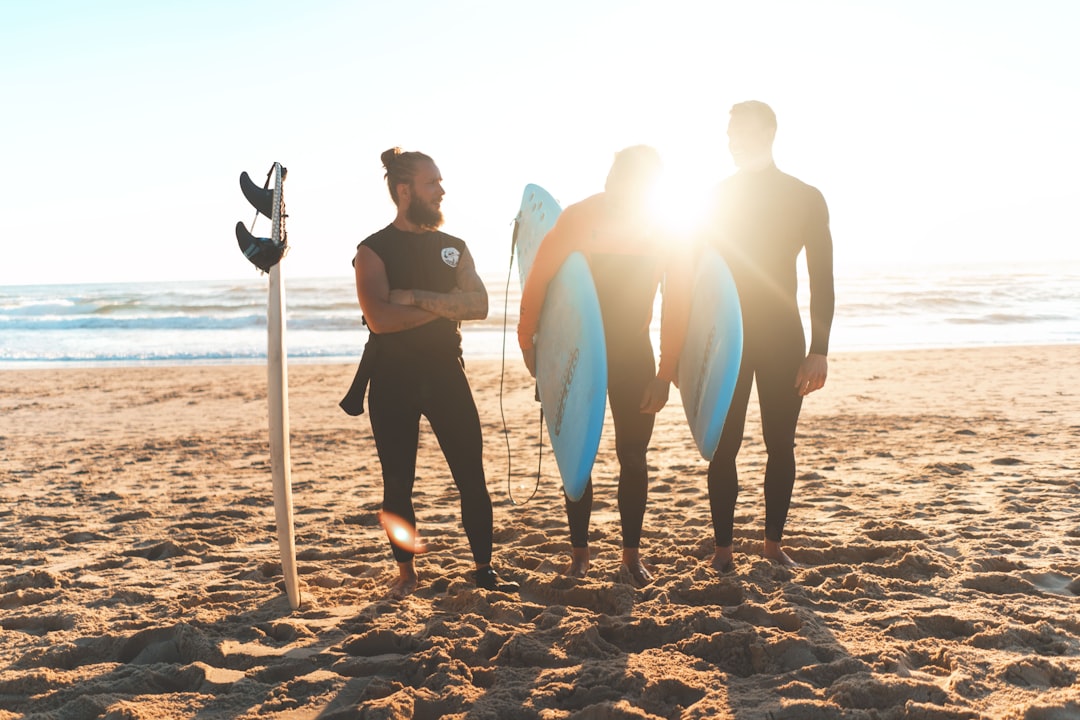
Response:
[359,224,468,362]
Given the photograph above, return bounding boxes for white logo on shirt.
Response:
[441,247,460,268]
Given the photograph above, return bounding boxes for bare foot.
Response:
[566,547,590,578]
[710,545,735,574]
[621,548,654,587]
[763,540,799,567]
[389,561,418,598]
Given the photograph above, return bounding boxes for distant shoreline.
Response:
[1,341,1077,372]
[4,262,1079,364]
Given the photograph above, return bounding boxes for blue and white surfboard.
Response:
[678,247,743,461]
[514,184,606,502]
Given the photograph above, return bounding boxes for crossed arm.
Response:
[353,245,488,334]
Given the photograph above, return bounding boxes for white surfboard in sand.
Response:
[236,163,301,610]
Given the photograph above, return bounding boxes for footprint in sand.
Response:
[905,613,980,641]
[1,612,74,635]
[108,510,152,523]
[340,628,422,657]
[1022,571,1078,596]
[968,621,1073,655]
[119,623,224,666]
[0,587,57,610]
[664,578,745,608]
[123,540,195,561]
[597,609,731,654]
[863,526,930,543]
[894,647,956,677]
[11,630,114,670]
[674,628,771,677]
[961,572,1039,596]
[827,672,949,711]
[991,457,1024,466]
[522,577,637,616]
[0,569,60,595]
[58,531,110,546]
[1001,656,1078,688]
[927,462,974,476]
[728,603,803,632]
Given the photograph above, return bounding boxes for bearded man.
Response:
[347,147,518,598]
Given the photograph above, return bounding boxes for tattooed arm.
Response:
[354,246,439,333]
[388,245,489,321]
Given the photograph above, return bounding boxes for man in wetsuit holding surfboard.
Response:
[349,148,518,598]
[704,101,835,571]
[518,146,692,587]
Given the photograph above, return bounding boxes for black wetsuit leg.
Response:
[758,344,804,543]
[564,333,655,549]
[708,326,804,546]
[368,365,422,564]
[368,358,492,565]
[610,334,656,549]
[565,483,593,549]
[707,354,754,547]
[422,359,493,566]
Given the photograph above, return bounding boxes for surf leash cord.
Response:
[500,217,542,506]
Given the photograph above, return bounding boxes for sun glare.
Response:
[379,511,426,554]
[647,166,714,244]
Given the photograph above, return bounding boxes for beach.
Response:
[1,345,1079,719]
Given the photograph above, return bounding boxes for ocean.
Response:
[1,261,1078,368]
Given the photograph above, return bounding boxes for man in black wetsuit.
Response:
[348,147,518,598]
[705,101,835,571]
[517,146,692,586]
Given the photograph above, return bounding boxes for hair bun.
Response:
[381,147,403,168]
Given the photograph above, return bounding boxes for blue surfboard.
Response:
[514,184,606,502]
[678,247,743,460]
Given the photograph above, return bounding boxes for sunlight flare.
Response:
[379,511,426,554]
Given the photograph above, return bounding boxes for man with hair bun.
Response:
[704,101,835,572]
[518,145,692,587]
[345,147,518,598]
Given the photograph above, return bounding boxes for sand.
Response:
[1,345,1079,719]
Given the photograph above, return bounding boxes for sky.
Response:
[2,0,1078,287]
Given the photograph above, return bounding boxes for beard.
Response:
[406,197,443,230]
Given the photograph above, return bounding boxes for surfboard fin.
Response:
[239,171,274,219]
[235,221,286,273]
